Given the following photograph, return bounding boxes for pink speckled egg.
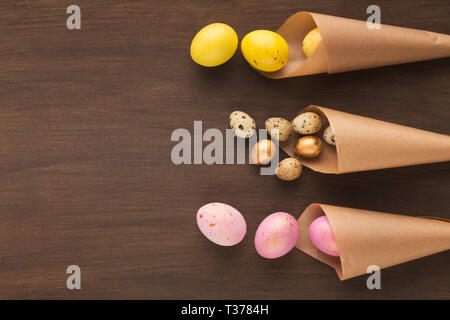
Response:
[254,212,299,259]
[309,215,339,256]
[197,203,246,246]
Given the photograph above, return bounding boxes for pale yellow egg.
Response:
[302,27,322,57]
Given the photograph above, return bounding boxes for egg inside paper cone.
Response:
[296,203,450,280]
[280,104,450,174]
[293,136,322,158]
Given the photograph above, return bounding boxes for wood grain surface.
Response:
[0,0,449,299]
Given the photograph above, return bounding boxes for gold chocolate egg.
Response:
[251,139,276,165]
[293,136,322,158]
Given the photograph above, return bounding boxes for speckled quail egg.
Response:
[265,117,293,142]
[323,125,336,146]
[292,112,322,135]
[229,111,256,138]
[276,158,302,181]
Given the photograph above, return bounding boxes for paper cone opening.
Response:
[296,203,450,280]
[261,12,450,79]
[280,105,450,173]
[261,12,328,79]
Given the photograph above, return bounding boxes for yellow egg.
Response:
[302,27,322,57]
[190,23,238,67]
[241,30,289,72]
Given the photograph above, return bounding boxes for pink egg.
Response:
[309,215,339,256]
[254,212,299,259]
[197,203,246,246]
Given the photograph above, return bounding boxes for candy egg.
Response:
[294,136,322,158]
[276,158,302,181]
[197,202,246,246]
[255,212,299,259]
[229,110,256,139]
[241,30,289,72]
[190,23,238,67]
[265,117,293,142]
[309,215,339,256]
[251,139,276,165]
[292,112,322,135]
[302,27,322,57]
[323,125,336,146]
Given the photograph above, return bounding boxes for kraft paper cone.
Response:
[280,105,450,173]
[297,203,450,280]
[261,12,450,79]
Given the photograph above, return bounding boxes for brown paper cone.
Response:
[261,12,450,79]
[296,203,450,280]
[280,105,450,173]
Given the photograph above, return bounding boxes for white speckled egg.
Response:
[276,158,302,181]
[292,112,322,135]
[254,212,299,259]
[323,125,336,146]
[230,111,256,138]
[265,117,293,142]
[197,202,246,246]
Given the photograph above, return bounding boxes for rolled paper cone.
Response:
[261,12,450,79]
[280,105,450,173]
[297,203,450,280]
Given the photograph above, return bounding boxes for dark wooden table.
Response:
[0,0,449,299]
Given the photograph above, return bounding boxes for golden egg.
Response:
[293,136,322,158]
[251,139,276,165]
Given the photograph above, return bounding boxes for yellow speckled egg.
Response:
[190,23,238,67]
[241,30,289,72]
